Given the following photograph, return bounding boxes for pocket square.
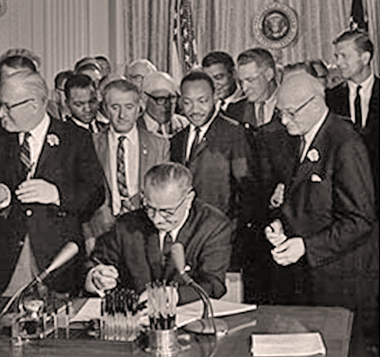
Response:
[311,174,322,182]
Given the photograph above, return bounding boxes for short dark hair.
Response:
[64,74,96,99]
[237,48,276,72]
[180,70,215,93]
[333,29,374,61]
[54,70,74,90]
[144,162,193,195]
[0,55,37,73]
[202,51,235,73]
[102,79,140,100]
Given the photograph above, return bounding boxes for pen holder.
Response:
[149,329,180,357]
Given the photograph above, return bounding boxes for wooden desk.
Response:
[0,304,353,357]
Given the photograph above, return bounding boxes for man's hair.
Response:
[125,59,157,76]
[102,79,140,100]
[64,74,96,99]
[1,70,48,102]
[237,48,276,72]
[74,56,101,72]
[0,55,38,73]
[180,70,215,93]
[202,51,235,73]
[333,29,374,61]
[54,70,74,90]
[144,162,193,195]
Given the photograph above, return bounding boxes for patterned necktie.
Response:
[299,136,306,162]
[354,85,362,131]
[189,126,201,161]
[256,101,265,127]
[20,132,32,179]
[162,232,173,267]
[117,136,130,214]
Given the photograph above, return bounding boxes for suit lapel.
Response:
[138,129,150,188]
[93,130,113,193]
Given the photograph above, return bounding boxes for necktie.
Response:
[354,85,362,131]
[162,232,173,267]
[256,102,265,127]
[189,126,201,161]
[117,136,130,214]
[20,132,32,179]
[299,136,306,162]
[244,102,257,127]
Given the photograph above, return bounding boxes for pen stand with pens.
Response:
[99,287,143,342]
[146,280,180,357]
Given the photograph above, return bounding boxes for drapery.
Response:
[122,0,378,75]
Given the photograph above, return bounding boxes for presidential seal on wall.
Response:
[253,2,298,49]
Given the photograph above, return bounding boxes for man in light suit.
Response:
[0,70,105,295]
[83,79,169,251]
[85,162,232,305]
[326,29,379,217]
[265,72,378,353]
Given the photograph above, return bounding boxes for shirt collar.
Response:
[190,107,218,135]
[20,113,50,144]
[71,116,91,130]
[304,108,329,147]
[143,112,160,132]
[348,73,375,93]
[110,122,138,142]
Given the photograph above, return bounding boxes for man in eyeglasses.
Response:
[85,162,232,305]
[0,70,105,296]
[124,58,157,93]
[83,79,169,253]
[137,71,188,139]
[264,72,378,317]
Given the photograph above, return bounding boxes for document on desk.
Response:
[71,298,257,328]
[176,299,257,327]
[251,332,326,356]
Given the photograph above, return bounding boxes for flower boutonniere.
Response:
[46,133,60,147]
[307,148,319,162]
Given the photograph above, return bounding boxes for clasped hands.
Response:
[264,219,305,266]
[15,179,60,205]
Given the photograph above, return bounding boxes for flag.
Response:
[171,0,199,86]
[350,0,368,31]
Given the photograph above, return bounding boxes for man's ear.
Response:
[361,51,371,66]
[139,98,146,114]
[264,67,275,82]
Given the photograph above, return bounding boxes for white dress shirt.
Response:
[19,113,50,178]
[257,88,278,126]
[300,108,328,162]
[71,117,101,133]
[348,74,375,127]
[108,124,140,215]
[186,109,218,160]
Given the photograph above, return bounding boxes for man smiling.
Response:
[85,162,232,304]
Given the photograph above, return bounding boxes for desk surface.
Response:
[0,304,353,357]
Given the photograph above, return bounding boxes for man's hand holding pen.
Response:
[85,258,119,297]
[264,219,305,266]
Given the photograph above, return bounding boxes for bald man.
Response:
[264,72,378,317]
[124,59,157,92]
[138,71,188,138]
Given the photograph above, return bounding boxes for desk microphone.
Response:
[171,243,228,335]
[0,242,79,319]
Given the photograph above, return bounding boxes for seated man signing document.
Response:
[85,162,232,305]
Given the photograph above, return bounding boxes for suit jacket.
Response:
[0,117,105,293]
[83,125,170,239]
[91,198,232,305]
[279,112,378,308]
[326,76,379,215]
[170,112,256,225]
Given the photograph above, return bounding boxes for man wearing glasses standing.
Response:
[0,70,105,296]
[265,72,378,345]
[83,79,169,252]
[138,71,188,139]
[85,162,232,305]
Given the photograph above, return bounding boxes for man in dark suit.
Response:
[265,72,378,351]
[64,74,108,133]
[326,29,379,216]
[83,79,169,254]
[0,70,105,296]
[170,71,255,230]
[85,162,232,305]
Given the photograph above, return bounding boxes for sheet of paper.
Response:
[251,332,326,356]
[70,297,256,328]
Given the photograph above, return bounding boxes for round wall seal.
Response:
[253,2,298,49]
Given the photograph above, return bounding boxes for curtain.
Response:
[121,0,378,75]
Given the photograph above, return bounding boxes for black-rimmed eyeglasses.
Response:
[144,92,178,106]
[277,96,315,120]
[0,98,35,114]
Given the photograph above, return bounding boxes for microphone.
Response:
[171,243,228,335]
[0,242,79,319]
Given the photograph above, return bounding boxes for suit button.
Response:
[25,209,33,217]
[58,211,67,217]
[18,240,24,247]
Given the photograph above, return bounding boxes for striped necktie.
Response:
[20,132,32,179]
[117,136,130,214]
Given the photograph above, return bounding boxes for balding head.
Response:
[124,59,157,91]
[142,71,177,95]
[277,72,327,136]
